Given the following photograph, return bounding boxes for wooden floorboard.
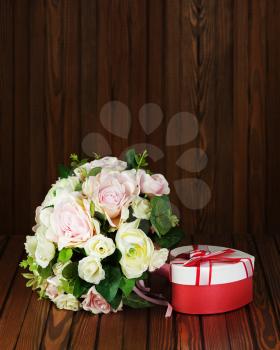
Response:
[0,235,279,349]
[0,235,25,312]
[68,311,99,350]
[40,305,74,350]
[15,293,51,350]
[233,235,280,350]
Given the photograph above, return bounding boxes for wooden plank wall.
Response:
[0,0,279,238]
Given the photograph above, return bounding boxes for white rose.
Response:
[91,157,127,171]
[74,157,127,180]
[34,226,56,268]
[78,256,105,284]
[53,293,80,311]
[149,248,169,272]
[42,176,80,207]
[116,220,154,278]
[33,206,53,232]
[85,235,115,259]
[131,196,151,220]
[24,235,37,257]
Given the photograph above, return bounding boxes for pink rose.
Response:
[137,170,170,196]
[87,170,139,220]
[82,287,111,314]
[46,193,94,250]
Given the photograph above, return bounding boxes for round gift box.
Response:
[169,245,255,314]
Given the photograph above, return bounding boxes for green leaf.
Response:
[20,259,29,269]
[119,277,136,297]
[102,248,122,265]
[59,279,74,294]
[135,150,149,169]
[95,211,106,221]
[43,205,54,210]
[88,167,102,177]
[90,201,95,217]
[38,264,53,279]
[94,211,110,234]
[150,195,173,236]
[26,279,35,287]
[125,149,137,169]
[154,226,184,248]
[62,262,78,280]
[110,290,122,309]
[22,273,35,279]
[70,153,79,162]
[58,248,73,263]
[123,293,153,308]
[58,164,72,178]
[138,219,150,234]
[95,266,122,303]
[69,154,89,171]
[71,248,87,262]
[73,278,92,298]
[138,271,149,281]
[74,182,82,191]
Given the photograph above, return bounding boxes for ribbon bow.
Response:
[172,246,254,286]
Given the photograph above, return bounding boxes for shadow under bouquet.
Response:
[20,149,183,314]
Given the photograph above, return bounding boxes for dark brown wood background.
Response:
[0,0,279,239]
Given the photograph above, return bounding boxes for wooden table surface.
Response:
[0,235,279,350]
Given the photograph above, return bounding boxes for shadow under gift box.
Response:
[158,245,255,315]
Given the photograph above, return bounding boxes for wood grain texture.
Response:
[195,0,216,237]
[97,313,124,350]
[233,235,280,349]
[45,0,65,183]
[233,0,249,235]
[41,305,74,350]
[202,314,230,350]
[266,0,280,236]
[80,0,98,146]
[123,309,147,350]
[176,314,202,350]
[15,294,51,350]
[29,0,48,224]
[109,0,129,157]
[146,0,164,175]
[0,0,14,237]
[0,236,25,311]
[248,0,267,237]
[225,308,254,350]
[68,312,98,350]
[14,0,30,236]
[214,0,233,236]
[254,236,280,322]
[149,307,175,350]
[0,269,32,350]
[180,0,199,241]
[62,0,81,162]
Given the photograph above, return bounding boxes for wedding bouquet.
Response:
[20,149,183,314]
